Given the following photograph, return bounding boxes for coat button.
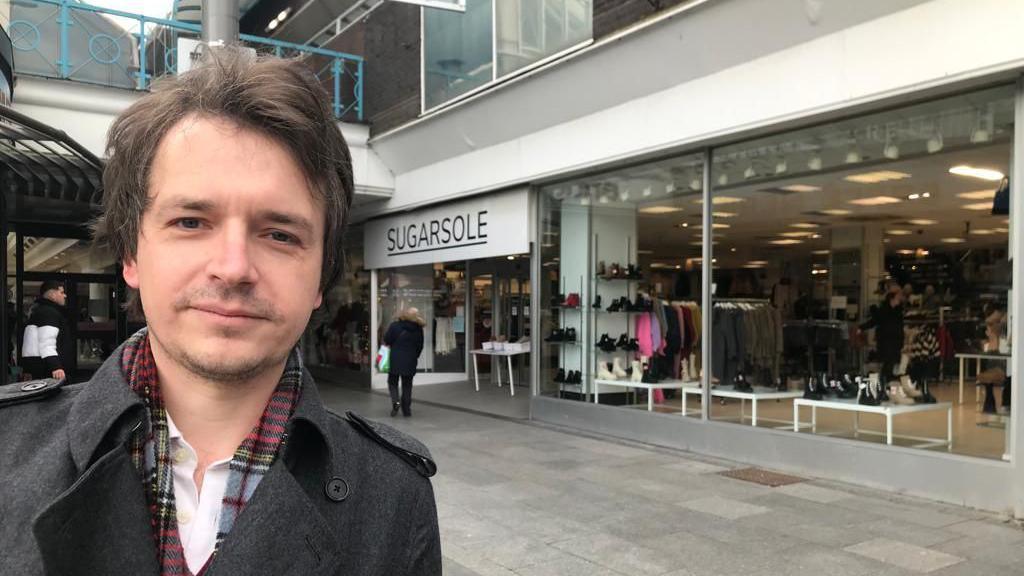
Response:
[325,477,349,502]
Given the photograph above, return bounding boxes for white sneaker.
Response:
[612,357,629,379]
[596,362,616,381]
[891,383,916,405]
[680,360,690,382]
[900,375,922,398]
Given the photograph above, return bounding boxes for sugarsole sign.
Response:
[364,189,529,269]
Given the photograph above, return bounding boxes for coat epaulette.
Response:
[345,411,437,478]
[0,379,63,408]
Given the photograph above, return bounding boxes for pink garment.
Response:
[636,314,653,357]
[653,389,665,403]
[651,311,663,355]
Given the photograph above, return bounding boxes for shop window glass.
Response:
[495,0,592,77]
[301,226,372,380]
[20,236,115,274]
[708,85,1015,460]
[423,0,494,110]
[539,153,706,411]
[377,262,467,374]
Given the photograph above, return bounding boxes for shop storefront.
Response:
[363,188,533,402]
[529,81,1021,512]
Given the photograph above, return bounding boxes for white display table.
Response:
[955,352,1010,404]
[683,385,803,426]
[592,378,695,411]
[793,397,952,450]
[470,348,530,397]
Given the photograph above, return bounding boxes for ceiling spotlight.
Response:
[926,131,944,154]
[278,8,292,20]
[949,165,1004,181]
[268,19,279,30]
[908,193,920,200]
[922,192,930,198]
[775,158,788,174]
[807,153,822,171]
[744,165,757,179]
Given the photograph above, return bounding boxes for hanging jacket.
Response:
[636,314,653,357]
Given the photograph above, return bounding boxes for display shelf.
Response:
[596,276,642,282]
[544,340,581,346]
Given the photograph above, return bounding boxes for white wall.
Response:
[367,0,1024,215]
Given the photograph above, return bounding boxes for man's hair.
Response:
[93,47,353,316]
[39,280,64,296]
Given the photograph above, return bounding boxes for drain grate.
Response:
[718,467,806,487]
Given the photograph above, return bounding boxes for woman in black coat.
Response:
[383,307,426,417]
[860,290,905,384]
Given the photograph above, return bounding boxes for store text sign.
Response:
[364,189,529,268]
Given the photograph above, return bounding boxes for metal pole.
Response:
[201,0,239,46]
[701,149,713,421]
[1,194,7,385]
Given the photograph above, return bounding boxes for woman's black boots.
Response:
[391,402,400,417]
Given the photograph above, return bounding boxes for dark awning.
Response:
[0,104,104,226]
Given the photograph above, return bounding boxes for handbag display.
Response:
[375,345,391,373]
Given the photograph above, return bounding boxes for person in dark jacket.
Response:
[383,307,426,417]
[860,290,905,383]
[20,280,68,381]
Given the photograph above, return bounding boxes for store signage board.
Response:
[391,0,465,11]
[364,189,529,269]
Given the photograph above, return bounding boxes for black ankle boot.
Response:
[554,368,566,383]
[390,402,400,417]
[614,333,629,349]
[983,383,997,414]
[592,294,602,308]
[803,376,823,400]
[1002,377,1011,412]
[606,298,622,312]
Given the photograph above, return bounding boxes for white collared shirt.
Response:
[167,413,233,575]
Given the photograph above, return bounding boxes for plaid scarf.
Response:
[124,329,303,576]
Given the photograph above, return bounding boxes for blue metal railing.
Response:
[8,0,364,120]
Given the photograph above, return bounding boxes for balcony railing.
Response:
[8,0,364,120]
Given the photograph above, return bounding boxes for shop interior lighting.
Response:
[747,260,768,266]
[780,231,816,238]
[962,202,994,211]
[957,189,998,200]
[666,182,676,193]
[807,152,823,171]
[819,209,853,216]
[712,211,737,218]
[689,177,702,191]
[885,229,913,236]
[638,205,684,214]
[812,250,830,255]
[506,255,516,260]
[677,222,689,228]
[916,248,929,257]
[770,239,804,245]
[897,249,915,255]
[266,7,292,31]
[790,222,821,228]
[744,164,757,179]
[694,196,745,205]
[907,192,930,200]
[694,223,731,229]
[906,219,938,225]
[941,237,967,244]
[730,247,737,252]
[717,173,729,186]
[847,196,902,206]
[971,107,993,144]
[843,170,912,184]
[949,165,1004,181]
[642,187,653,197]
[780,184,821,193]
[970,229,997,235]
[883,132,900,160]
[994,227,1009,233]
[775,158,788,174]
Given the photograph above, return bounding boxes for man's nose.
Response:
[206,223,259,285]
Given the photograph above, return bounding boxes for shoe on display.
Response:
[592,294,602,309]
[551,293,565,307]
[612,357,629,379]
[1002,377,1011,410]
[597,361,616,381]
[614,333,629,349]
[630,360,643,383]
[626,264,642,280]
[596,334,615,351]
[776,376,788,392]
[891,384,916,405]
[608,262,621,278]
[545,329,564,342]
[565,328,577,342]
[562,293,580,308]
[606,298,622,312]
[857,378,879,406]
[899,375,922,398]
[625,338,640,351]
[733,374,753,393]
[554,368,566,383]
[916,378,937,404]
[597,261,607,277]
[982,383,997,414]
[803,376,823,400]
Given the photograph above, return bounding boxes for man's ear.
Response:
[122,256,140,290]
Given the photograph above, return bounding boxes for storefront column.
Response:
[0,193,7,385]
[700,149,711,420]
[1010,75,1024,518]
[531,235,541,399]
[369,268,380,388]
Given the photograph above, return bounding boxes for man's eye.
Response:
[270,231,297,244]
[176,218,201,230]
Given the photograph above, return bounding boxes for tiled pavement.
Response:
[316,383,1024,575]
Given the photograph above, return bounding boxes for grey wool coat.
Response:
[0,344,441,576]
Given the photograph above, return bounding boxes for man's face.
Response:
[123,115,324,383]
[46,287,66,307]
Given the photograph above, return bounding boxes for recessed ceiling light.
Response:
[780,231,816,238]
[637,249,654,255]
[743,263,766,269]
[962,202,993,211]
[941,238,966,244]
[812,250,830,255]
[780,184,821,193]
[848,196,902,206]
[638,206,684,214]
[694,223,731,229]
[690,241,718,246]
[790,222,821,229]
[695,196,745,205]
[994,228,1009,233]
[957,189,997,200]
[906,219,937,226]
[747,260,768,266]
[712,212,738,218]
[949,166,1004,181]
[896,249,914,255]
[820,209,853,216]
[770,239,804,245]
[844,170,912,184]
[886,230,913,236]
[970,229,996,236]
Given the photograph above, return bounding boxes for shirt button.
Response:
[173,448,191,464]
[177,509,192,525]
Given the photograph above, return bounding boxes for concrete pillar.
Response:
[201,0,239,46]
